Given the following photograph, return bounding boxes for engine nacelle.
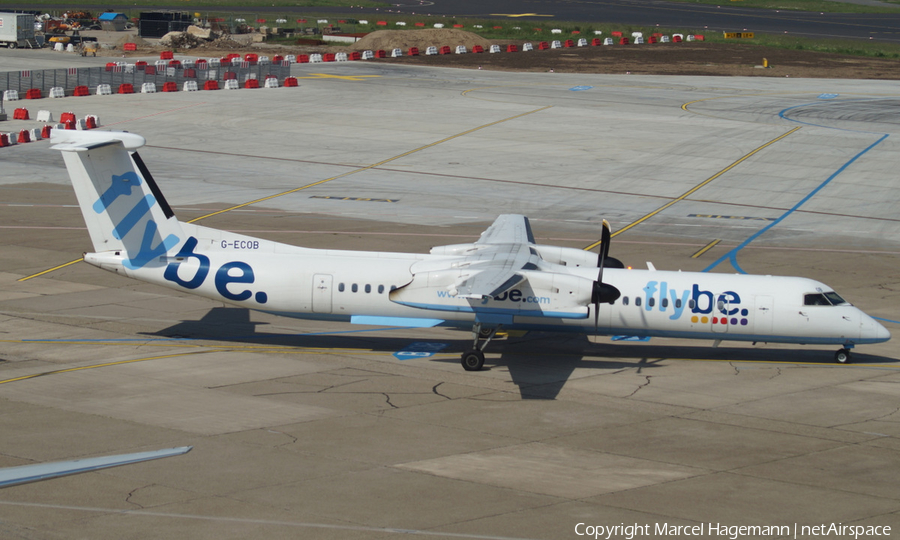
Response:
[533,245,598,268]
[429,243,479,256]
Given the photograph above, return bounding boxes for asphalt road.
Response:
[6,0,900,42]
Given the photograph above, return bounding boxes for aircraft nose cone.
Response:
[875,320,892,342]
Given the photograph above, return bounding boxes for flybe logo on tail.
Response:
[93,172,179,270]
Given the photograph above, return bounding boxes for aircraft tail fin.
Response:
[51,130,184,270]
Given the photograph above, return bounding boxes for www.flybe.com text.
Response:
[574,522,891,539]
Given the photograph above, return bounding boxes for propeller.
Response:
[591,220,622,336]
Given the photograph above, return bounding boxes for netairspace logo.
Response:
[574,522,891,540]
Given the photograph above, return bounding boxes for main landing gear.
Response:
[461,323,501,371]
[835,348,852,364]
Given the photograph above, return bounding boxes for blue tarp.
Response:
[98,12,127,21]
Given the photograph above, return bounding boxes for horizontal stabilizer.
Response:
[50,129,146,151]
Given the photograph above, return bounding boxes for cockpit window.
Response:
[804,292,850,306]
[804,293,831,306]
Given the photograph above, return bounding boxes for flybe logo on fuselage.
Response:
[643,280,749,326]
[163,237,268,304]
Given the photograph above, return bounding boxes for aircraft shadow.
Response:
[145,308,898,401]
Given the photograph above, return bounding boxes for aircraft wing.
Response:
[0,447,192,489]
[475,214,536,245]
[455,215,539,299]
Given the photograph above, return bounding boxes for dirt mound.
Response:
[115,34,149,47]
[350,29,492,52]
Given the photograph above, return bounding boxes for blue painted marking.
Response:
[93,171,142,214]
[704,133,889,274]
[873,316,900,325]
[351,315,444,328]
[570,86,594,91]
[394,342,448,360]
[818,93,839,99]
[612,335,652,342]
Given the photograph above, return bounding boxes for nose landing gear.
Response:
[835,348,852,364]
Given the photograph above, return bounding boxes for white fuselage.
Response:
[86,223,890,347]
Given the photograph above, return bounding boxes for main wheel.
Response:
[478,327,494,338]
[835,349,851,364]
[461,350,485,371]
[8,42,17,49]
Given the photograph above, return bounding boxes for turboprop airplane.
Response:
[51,130,890,370]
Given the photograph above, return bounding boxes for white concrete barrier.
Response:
[661,35,670,43]
[224,79,239,90]
[634,36,644,44]
[390,48,402,58]
[577,38,588,47]
[264,77,279,88]
[632,32,643,38]
[5,133,16,145]
[29,128,42,141]
[309,53,323,63]
[686,35,695,41]
[489,44,501,53]
[361,50,374,60]
[141,82,156,93]
[603,38,614,45]
[433,23,444,28]
[594,30,603,35]
[425,46,438,55]
[396,21,406,26]
[285,55,296,63]
[36,110,53,122]
[96,84,112,95]
[66,44,75,52]
[53,42,64,51]
[74,118,87,130]
[4,90,18,101]
[209,58,221,67]
[336,52,349,61]
[551,40,562,49]
[551,29,562,34]
[166,67,176,77]
[258,56,270,65]
[455,45,467,54]
[183,81,198,91]
[49,87,65,98]
[155,60,167,67]
[522,42,534,52]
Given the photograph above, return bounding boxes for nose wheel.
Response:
[835,348,852,364]
[461,323,500,371]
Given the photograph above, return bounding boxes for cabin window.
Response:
[804,293,831,306]
[675,299,682,309]
[622,297,629,306]
[661,298,669,308]
[635,297,642,307]
[825,292,848,305]
[364,284,371,293]
[378,285,385,294]
[338,283,345,292]
[648,298,655,307]
[351,283,358,293]
[717,299,725,311]
[689,299,695,309]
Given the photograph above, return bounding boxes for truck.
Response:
[0,12,39,49]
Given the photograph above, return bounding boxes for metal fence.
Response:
[0,61,292,96]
